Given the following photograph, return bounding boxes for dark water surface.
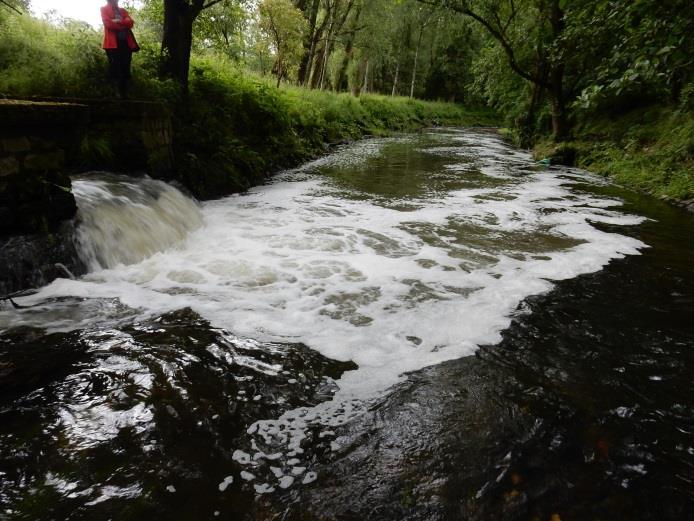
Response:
[273,194,694,521]
[1,130,693,520]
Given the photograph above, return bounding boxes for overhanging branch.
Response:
[416,0,551,89]
[0,0,23,15]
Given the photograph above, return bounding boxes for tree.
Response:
[408,4,436,98]
[192,0,249,59]
[570,0,694,110]
[419,0,571,140]
[158,0,228,89]
[296,0,321,84]
[258,0,307,87]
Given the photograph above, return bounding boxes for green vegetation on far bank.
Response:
[176,62,496,198]
[533,106,694,204]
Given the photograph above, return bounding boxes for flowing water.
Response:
[1,129,692,520]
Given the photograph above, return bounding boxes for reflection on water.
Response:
[1,128,686,520]
[0,309,355,519]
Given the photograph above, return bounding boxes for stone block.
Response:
[0,156,20,177]
[147,146,174,176]
[23,150,65,172]
[1,137,31,153]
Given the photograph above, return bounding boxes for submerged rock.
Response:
[0,222,85,296]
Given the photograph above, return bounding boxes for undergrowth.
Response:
[534,106,694,202]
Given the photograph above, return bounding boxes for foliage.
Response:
[0,14,108,97]
[193,0,250,59]
[569,0,694,111]
[534,106,694,200]
[257,0,307,87]
[0,13,176,99]
[177,56,495,198]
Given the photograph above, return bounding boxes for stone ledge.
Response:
[0,99,90,128]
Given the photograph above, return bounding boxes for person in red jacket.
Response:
[101,0,139,99]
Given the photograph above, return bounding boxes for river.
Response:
[1,129,692,520]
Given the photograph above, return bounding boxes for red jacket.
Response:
[101,4,138,50]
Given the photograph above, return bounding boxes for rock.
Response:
[0,156,20,177]
[1,137,30,153]
[23,150,65,172]
[0,222,85,296]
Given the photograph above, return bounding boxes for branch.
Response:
[417,0,550,89]
[190,0,223,18]
[202,0,224,9]
[0,0,22,15]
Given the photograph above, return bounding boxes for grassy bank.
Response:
[0,14,496,199]
[177,62,496,198]
[533,106,694,206]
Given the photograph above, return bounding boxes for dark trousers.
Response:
[106,41,132,99]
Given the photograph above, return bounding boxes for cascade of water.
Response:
[71,174,204,271]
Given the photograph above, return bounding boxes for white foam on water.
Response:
[2,130,648,491]
[72,174,204,271]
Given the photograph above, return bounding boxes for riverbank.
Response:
[170,66,497,199]
[532,106,694,211]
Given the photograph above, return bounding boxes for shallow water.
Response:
[1,129,691,520]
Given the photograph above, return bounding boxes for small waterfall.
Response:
[71,174,204,270]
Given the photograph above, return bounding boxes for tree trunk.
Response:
[362,60,369,94]
[308,2,333,89]
[336,4,362,91]
[410,29,423,98]
[392,58,400,97]
[298,0,321,84]
[517,56,547,147]
[318,0,354,90]
[310,42,327,89]
[162,0,195,89]
[548,0,569,141]
[549,88,568,141]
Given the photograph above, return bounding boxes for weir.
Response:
[0,98,174,294]
[72,175,203,271]
[0,98,173,234]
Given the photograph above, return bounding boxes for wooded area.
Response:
[140,0,693,142]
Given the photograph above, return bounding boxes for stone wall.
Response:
[75,98,174,177]
[0,98,174,295]
[0,98,174,236]
[0,100,85,236]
